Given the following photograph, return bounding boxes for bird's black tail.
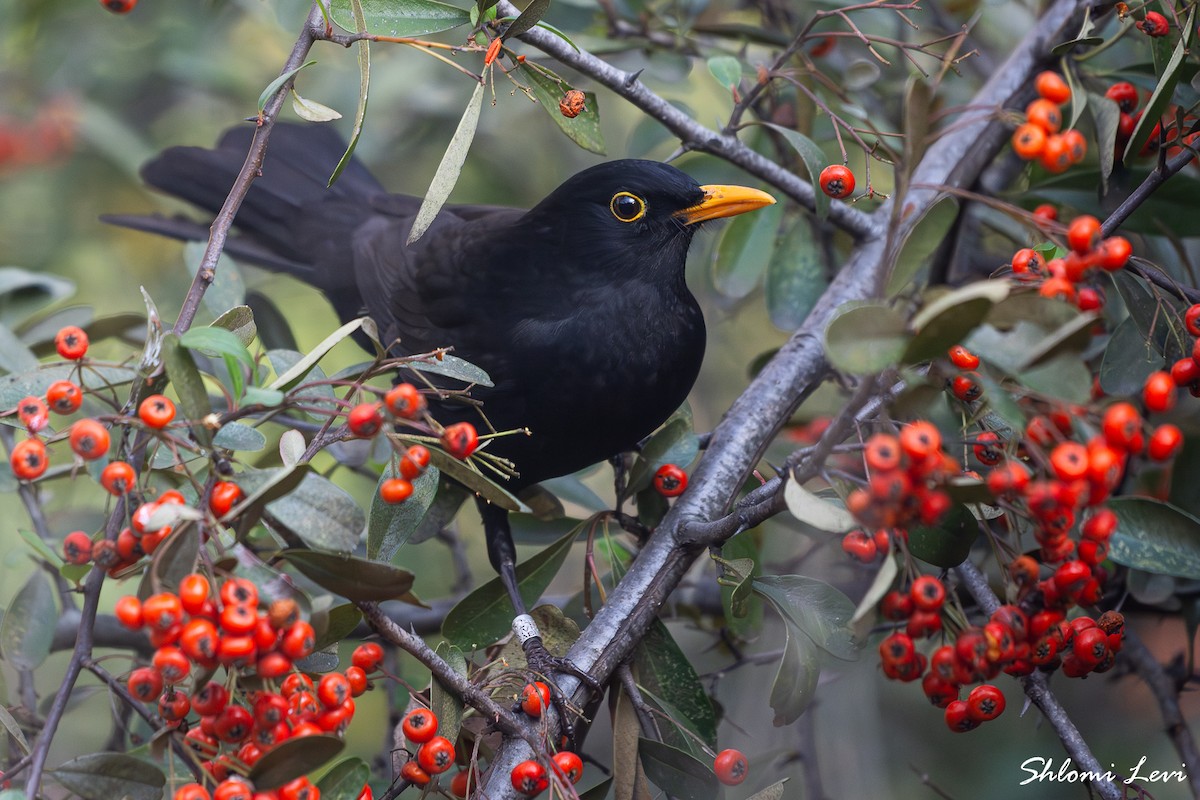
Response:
[106,123,387,297]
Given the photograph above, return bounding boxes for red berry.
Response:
[713,748,749,785]
[219,577,258,608]
[317,672,352,709]
[1105,82,1139,114]
[213,779,254,800]
[1097,236,1131,271]
[62,531,94,565]
[944,699,979,732]
[416,735,455,775]
[55,325,89,359]
[399,761,430,787]
[46,380,82,415]
[653,463,688,497]
[398,445,431,480]
[441,422,478,459]
[1186,304,1200,336]
[347,403,384,437]
[818,164,855,199]
[174,785,210,800]
[947,344,980,370]
[1148,423,1183,461]
[551,751,584,784]
[1034,71,1071,104]
[1066,215,1102,254]
[520,681,550,717]
[209,481,243,517]
[127,666,164,702]
[841,529,877,562]
[384,383,427,419]
[280,620,316,660]
[138,394,176,428]
[510,760,549,796]
[142,593,184,631]
[910,575,946,612]
[352,642,385,672]
[114,595,143,628]
[213,704,254,743]
[401,708,438,743]
[1142,370,1176,413]
[966,684,1006,722]
[191,682,229,717]
[379,477,414,504]
[345,666,368,696]
[10,437,48,481]
[17,396,49,432]
[100,461,136,495]
[1137,10,1169,36]
[178,574,211,615]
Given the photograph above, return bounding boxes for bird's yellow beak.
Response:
[675,184,776,225]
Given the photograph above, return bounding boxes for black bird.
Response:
[112,123,774,678]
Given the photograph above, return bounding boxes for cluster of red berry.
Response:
[343,384,478,506]
[878,570,1126,731]
[115,576,385,800]
[1010,72,1087,173]
[1007,213,1130,308]
[840,421,953,562]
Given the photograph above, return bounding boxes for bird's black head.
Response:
[516,159,774,284]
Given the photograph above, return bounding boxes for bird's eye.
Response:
[610,192,646,223]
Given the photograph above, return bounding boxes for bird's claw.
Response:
[521,635,600,751]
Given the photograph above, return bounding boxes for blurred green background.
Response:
[2,0,1198,797]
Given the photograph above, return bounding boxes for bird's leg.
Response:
[477,499,600,742]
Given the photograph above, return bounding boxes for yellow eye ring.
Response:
[610,192,646,223]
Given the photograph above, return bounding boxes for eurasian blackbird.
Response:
[111,123,774,678]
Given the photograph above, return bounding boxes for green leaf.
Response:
[211,305,257,348]
[244,386,286,407]
[753,575,860,661]
[707,55,742,90]
[328,0,470,36]
[247,734,345,789]
[904,280,1010,363]
[0,364,137,409]
[852,549,899,624]
[50,754,164,800]
[770,625,820,725]
[162,332,214,448]
[264,471,367,552]
[442,520,580,648]
[907,504,978,568]
[1088,93,1121,190]
[711,200,783,299]
[1015,310,1097,370]
[291,90,343,123]
[367,465,441,562]
[888,197,960,294]
[280,551,415,601]
[183,241,247,318]
[18,527,63,568]
[824,302,909,374]
[430,641,467,740]
[405,354,493,387]
[1099,316,1156,398]
[268,320,365,391]
[143,518,201,600]
[1108,497,1200,579]
[315,758,370,800]
[577,779,614,800]
[180,325,254,371]
[783,479,855,533]
[754,123,829,220]
[0,570,56,670]
[766,216,826,330]
[633,620,718,747]
[0,322,39,374]
[501,0,549,39]
[213,422,268,452]
[227,465,311,524]
[421,443,525,512]
[408,80,486,244]
[313,604,363,651]
[0,268,75,329]
[639,738,719,799]
[1051,6,1103,55]
[0,704,29,754]
[519,63,605,155]
[258,61,318,115]
[328,0,370,186]
[1124,6,1195,163]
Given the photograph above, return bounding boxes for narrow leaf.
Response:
[268,318,365,390]
[291,89,343,123]
[784,479,856,533]
[442,521,580,648]
[519,64,605,155]
[258,61,318,114]
[501,0,550,40]
[770,626,820,725]
[280,550,415,601]
[247,735,345,789]
[755,122,830,220]
[639,738,719,799]
[329,0,370,186]
[211,305,257,347]
[711,200,783,299]
[162,333,213,448]
[327,0,470,37]
[1124,6,1195,162]
[367,465,441,561]
[766,216,826,330]
[315,758,370,800]
[407,80,486,244]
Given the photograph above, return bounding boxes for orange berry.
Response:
[1026,98,1063,133]
[11,437,49,480]
[1035,71,1071,104]
[1011,123,1047,160]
